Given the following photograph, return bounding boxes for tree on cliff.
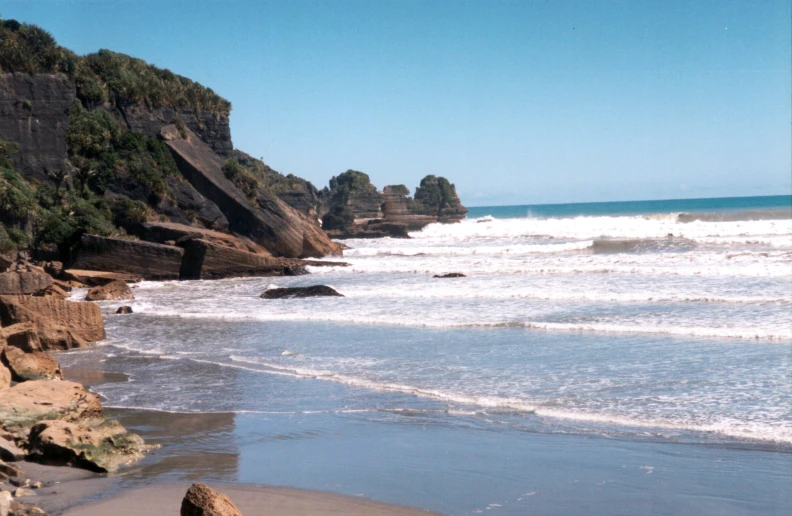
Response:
[414,175,461,210]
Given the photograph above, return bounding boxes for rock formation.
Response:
[260,285,343,299]
[161,124,342,258]
[70,234,184,281]
[1,346,63,382]
[0,271,53,296]
[84,279,134,301]
[0,295,105,349]
[181,483,243,516]
[0,380,103,430]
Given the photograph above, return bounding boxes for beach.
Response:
[49,195,791,515]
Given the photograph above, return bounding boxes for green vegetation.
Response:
[222,159,260,200]
[328,170,375,195]
[414,175,460,209]
[0,18,231,115]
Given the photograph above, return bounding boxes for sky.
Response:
[3,0,790,206]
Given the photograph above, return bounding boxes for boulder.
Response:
[0,460,23,478]
[0,272,53,296]
[0,380,103,430]
[61,269,142,287]
[69,235,184,281]
[162,125,342,258]
[0,437,24,462]
[260,285,343,299]
[115,306,133,315]
[84,280,134,302]
[180,239,308,280]
[181,483,243,516]
[1,323,42,353]
[1,347,63,382]
[433,273,467,278]
[134,221,270,256]
[0,363,10,390]
[0,296,104,349]
[27,419,145,473]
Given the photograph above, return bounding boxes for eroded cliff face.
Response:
[114,101,232,157]
[0,73,74,181]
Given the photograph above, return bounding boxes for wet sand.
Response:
[62,483,440,515]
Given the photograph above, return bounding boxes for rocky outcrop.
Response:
[181,483,243,516]
[324,220,410,240]
[27,419,145,473]
[70,234,184,281]
[134,221,270,256]
[0,436,24,462]
[1,346,63,382]
[260,285,343,299]
[0,73,74,182]
[160,176,230,231]
[0,295,105,348]
[0,380,103,430]
[162,125,342,258]
[1,322,42,353]
[61,269,142,287]
[84,280,134,302]
[0,272,53,296]
[115,306,133,314]
[180,239,307,280]
[116,101,232,157]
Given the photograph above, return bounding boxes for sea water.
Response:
[58,194,792,514]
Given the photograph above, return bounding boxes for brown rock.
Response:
[0,296,105,349]
[0,490,10,516]
[0,323,42,353]
[0,460,23,478]
[43,261,64,278]
[135,221,271,256]
[180,239,308,280]
[0,436,24,462]
[0,272,53,296]
[181,483,243,516]
[33,283,70,299]
[0,380,103,430]
[61,269,142,287]
[1,347,63,382]
[115,306,133,315]
[162,124,342,258]
[70,235,184,281]
[84,280,134,302]
[28,419,146,473]
[0,363,10,390]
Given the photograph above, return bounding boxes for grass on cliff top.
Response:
[0,18,231,116]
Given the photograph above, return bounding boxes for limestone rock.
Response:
[0,296,104,349]
[0,323,42,353]
[180,239,307,280]
[61,269,142,287]
[181,483,243,516]
[115,306,133,315]
[84,280,134,302]
[69,235,184,281]
[28,419,145,473]
[0,437,24,462]
[162,125,342,258]
[1,347,63,382]
[135,221,269,256]
[260,285,343,299]
[0,272,53,296]
[0,380,103,430]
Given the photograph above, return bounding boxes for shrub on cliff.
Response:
[0,19,69,74]
[222,159,260,200]
[414,175,460,209]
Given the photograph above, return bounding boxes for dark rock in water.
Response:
[260,285,343,299]
[161,124,342,258]
[433,273,466,278]
[181,482,243,516]
[70,234,184,281]
[115,306,134,314]
[325,220,410,240]
[84,280,134,302]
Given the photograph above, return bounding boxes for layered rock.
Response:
[61,269,142,287]
[0,272,53,296]
[0,322,42,353]
[84,280,134,302]
[134,221,270,256]
[160,176,230,231]
[161,125,342,258]
[180,239,306,280]
[28,419,145,473]
[0,73,74,181]
[0,380,102,430]
[70,234,184,281]
[0,295,104,349]
[1,346,63,382]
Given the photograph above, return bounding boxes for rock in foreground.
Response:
[28,419,145,473]
[1,346,63,382]
[0,380,102,430]
[0,296,104,350]
[84,280,134,302]
[260,286,343,299]
[181,483,243,516]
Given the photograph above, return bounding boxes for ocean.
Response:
[58,194,792,515]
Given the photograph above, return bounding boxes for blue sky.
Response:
[3,1,790,206]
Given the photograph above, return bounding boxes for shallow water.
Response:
[57,195,792,513]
